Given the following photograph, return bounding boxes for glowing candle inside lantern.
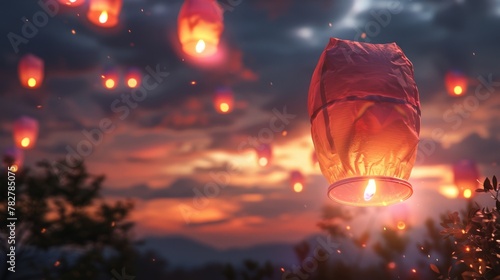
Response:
[219,102,229,113]
[453,85,463,95]
[105,78,115,89]
[258,157,268,167]
[21,137,30,148]
[293,182,303,193]
[363,179,376,201]
[99,10,109,23]
[397,221,406,230]
[27,78,37,88]
[11,164,18,172]
[463,189,472,199]
[127,78,138,88]
[195,40,206,54]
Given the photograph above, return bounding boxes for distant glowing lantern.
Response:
[18,54,44,89]
[214,87,234,114]
[102,69,118,90]
[58,0,85,6]
[178,0,224,58]
[13,116,39,149]
[308,38,421,206]
[125,68,141,88]
[256,144,272,167]
[445,71,468,96]
[452,160,480,199]
[290,170,305,193]
[87,0,122,28]
[390,203,409,231]
[3,147,24,171]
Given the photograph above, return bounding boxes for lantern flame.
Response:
[397,221,406,230]
[219,102,229,113]
[105,78,115,89]
[258,157,268,167]
[453,85,463,95]
[363,179,376,201]
[27,78,37,88]
[21,137,30,148]
[99,11,109,24]
[293,182,303,193]
[463,189,472,199]
[195,40,206,54]
[11,165,18,172]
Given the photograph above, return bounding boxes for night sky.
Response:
[1,0,500,251]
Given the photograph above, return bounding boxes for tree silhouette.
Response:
[0,159,135,280]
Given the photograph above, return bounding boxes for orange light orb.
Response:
[258,157,268,167]
[453,86,463,95]
[219,102,229,113]
[397,221,406,230]
[214,87,234,114]
[293,182,303,193]
[18,54,44,89]
[105,78,116,89]
[463,189,472,199]
[445,71,468,97]
[127,78,138,88]
[178,0,224,58]
[125,68,142,88]
[290,170,305,193]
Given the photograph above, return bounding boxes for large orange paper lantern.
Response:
[18,54,44,89]
[214,87,234,114]
[178,0,224,58]
[13,116,39,149]
[58,0,85,6]
[87,0,122,28]
[452,160,480,199]
[3,147,24,172]
[255,144,272,167]
[290,170,305,193]
[308,38,421,207]
[445,71,468,96]
[125,68,142,89]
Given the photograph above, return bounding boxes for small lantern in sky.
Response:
[445,71,468,96]
[102,69,118,90]
[18,54,44,89]
[3,147,24,172]
[390,203,409,231]
[87,0,122,28]
[255,144,272,167]
[13,116,39,149]
[308,38,421,207]
[214,87,234,114]
[125,68,142,89]
[290,170,305,193]
[58,0,85,6]
[178,0,224,58]
[452,160,480,199]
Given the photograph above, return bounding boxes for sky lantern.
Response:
[213,87,234,114]
[308,38,421,207]
[290,170,305,193]
[255,144,272,167]
[102,69,118,90]
[3,147,24,172]
[178,0,224,58]
[58,0,85,6]
[125,68,142,89]
[13,116,39,149]
[87,0,122,28]
[445,71,468,96]
[452,160,480,199]
[18,54,44,89]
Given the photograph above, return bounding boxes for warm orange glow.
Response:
[293,182,303,193]
[387,262,396,270]
[397,221,406,230]
[58,0,85,6]
[127,78,138,88]
[445,71,468,96]
[99,10,109,23]
[465,246,470,252]
[463,189,472,199]
[178,0,224,58]
[219,102,229,113]
[439,185,459,199]
[20,137,30,148]
[18,54,44,89]
[105,78,115,89]
[363,179,376,201]
[195,39,206,54]
[27,78,37,88]
[87,0,122,28]
[10,165,18,172]
[258,157,268,167]
[453,85,463,95]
